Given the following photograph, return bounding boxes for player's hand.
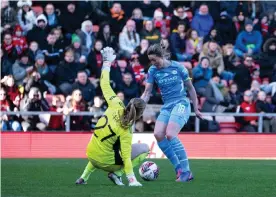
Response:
[195,109,203,120]
[127,174,142,186]
[129,181,142,187]
[101,47,116,64]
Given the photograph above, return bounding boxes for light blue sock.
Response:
[157,138,180,172]
[170,137,190,172]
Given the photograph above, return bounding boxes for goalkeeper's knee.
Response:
[131,143,149,159]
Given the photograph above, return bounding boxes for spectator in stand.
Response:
[227,83,243,107]
[170,22,191,61]
[260,14,269,37]
[130,55,145,85]
[250,80,261,101]
[256,91,276,133]
[205,29,220,47]
[222,44,240,71]
[1,48,13,77]
[27,14,49,49]
[135,39,150,71]
[1,0,17,33]
[20,87,49,131]
[263,29,276,62]
[28,41,42,64]
[78,20,95,52]
[2,33,18,63]
[87,40,103,78]
[251,68,261,84]
[48,95,64,131]
[185,29,203,61]
[192,57,213,96]
[119,19,140,59]
[44,3,59,30]
[1,75,20,104]
[0,87,22,131]
[199,41,226,77]
[63,89,89,131]
[41,32,63,73]
[191,4,214,38]
[201,74,230,113]
[32,53,55,94]
[55,49,86,96]
[238,90,258,132]
[203,28,223,46]
[216,10,237,45]
[232,55,253,92]
[118,73,140,104]
[139,0,159,20]
[89,95,106,128]
[72,70,96,107]
[12,25,28,56]
[109,2,126,36]
[52,27,66,50]
[97,22,117,50]
[70,34,89,65]
[269,12,276,33]
[16,0,36,36]
[117,91,127,106]
[170,6,190,32]
[131,8,144,33]
[12,51,33,86]
[59,2,83,41]
[153,9,168,38]
[234,19,263,58]
[234,11,245,33]
[140,20,161,45]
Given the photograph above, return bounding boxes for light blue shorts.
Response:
[157,99,191,128]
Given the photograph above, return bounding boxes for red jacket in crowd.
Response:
[48,106,64,130]
[12,25,28,55]
[240,101,258,122]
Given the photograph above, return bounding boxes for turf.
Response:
[1,159,276,197]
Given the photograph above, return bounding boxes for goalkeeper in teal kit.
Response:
[141,43,202,182]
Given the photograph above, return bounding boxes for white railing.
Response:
[1,105,276,133]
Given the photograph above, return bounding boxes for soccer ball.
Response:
[139,161,159,181]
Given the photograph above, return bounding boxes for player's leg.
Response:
[166,102,193,182]
[76,161,96,185]
[154,108,181,174]
[113,143,150,177]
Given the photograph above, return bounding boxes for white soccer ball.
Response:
[139,161,159,181]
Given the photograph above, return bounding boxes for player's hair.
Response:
[147,40,170,60]
[121,98,146,129]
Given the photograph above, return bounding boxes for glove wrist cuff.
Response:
[127,174,137,183]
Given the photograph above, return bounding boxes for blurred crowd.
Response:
[1,0,276,132]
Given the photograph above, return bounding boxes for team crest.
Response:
[172,70,177,75]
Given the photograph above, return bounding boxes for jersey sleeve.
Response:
[146,66,155,84]
[119,130,133,175]
[179,64,191,81]
[100,69,124,108]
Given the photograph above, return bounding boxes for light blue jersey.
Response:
[147,61,190,104]
[147,61,191,127]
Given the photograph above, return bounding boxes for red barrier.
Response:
[1,133,276,159]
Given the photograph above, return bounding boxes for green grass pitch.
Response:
[2,159,276,197]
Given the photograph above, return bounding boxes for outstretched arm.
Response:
[100,47,123,107]
[141,83,153,103]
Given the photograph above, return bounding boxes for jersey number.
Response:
[95,125,116,142]
[178,104,186,113]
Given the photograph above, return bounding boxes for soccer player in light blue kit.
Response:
[141,43,202,182]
